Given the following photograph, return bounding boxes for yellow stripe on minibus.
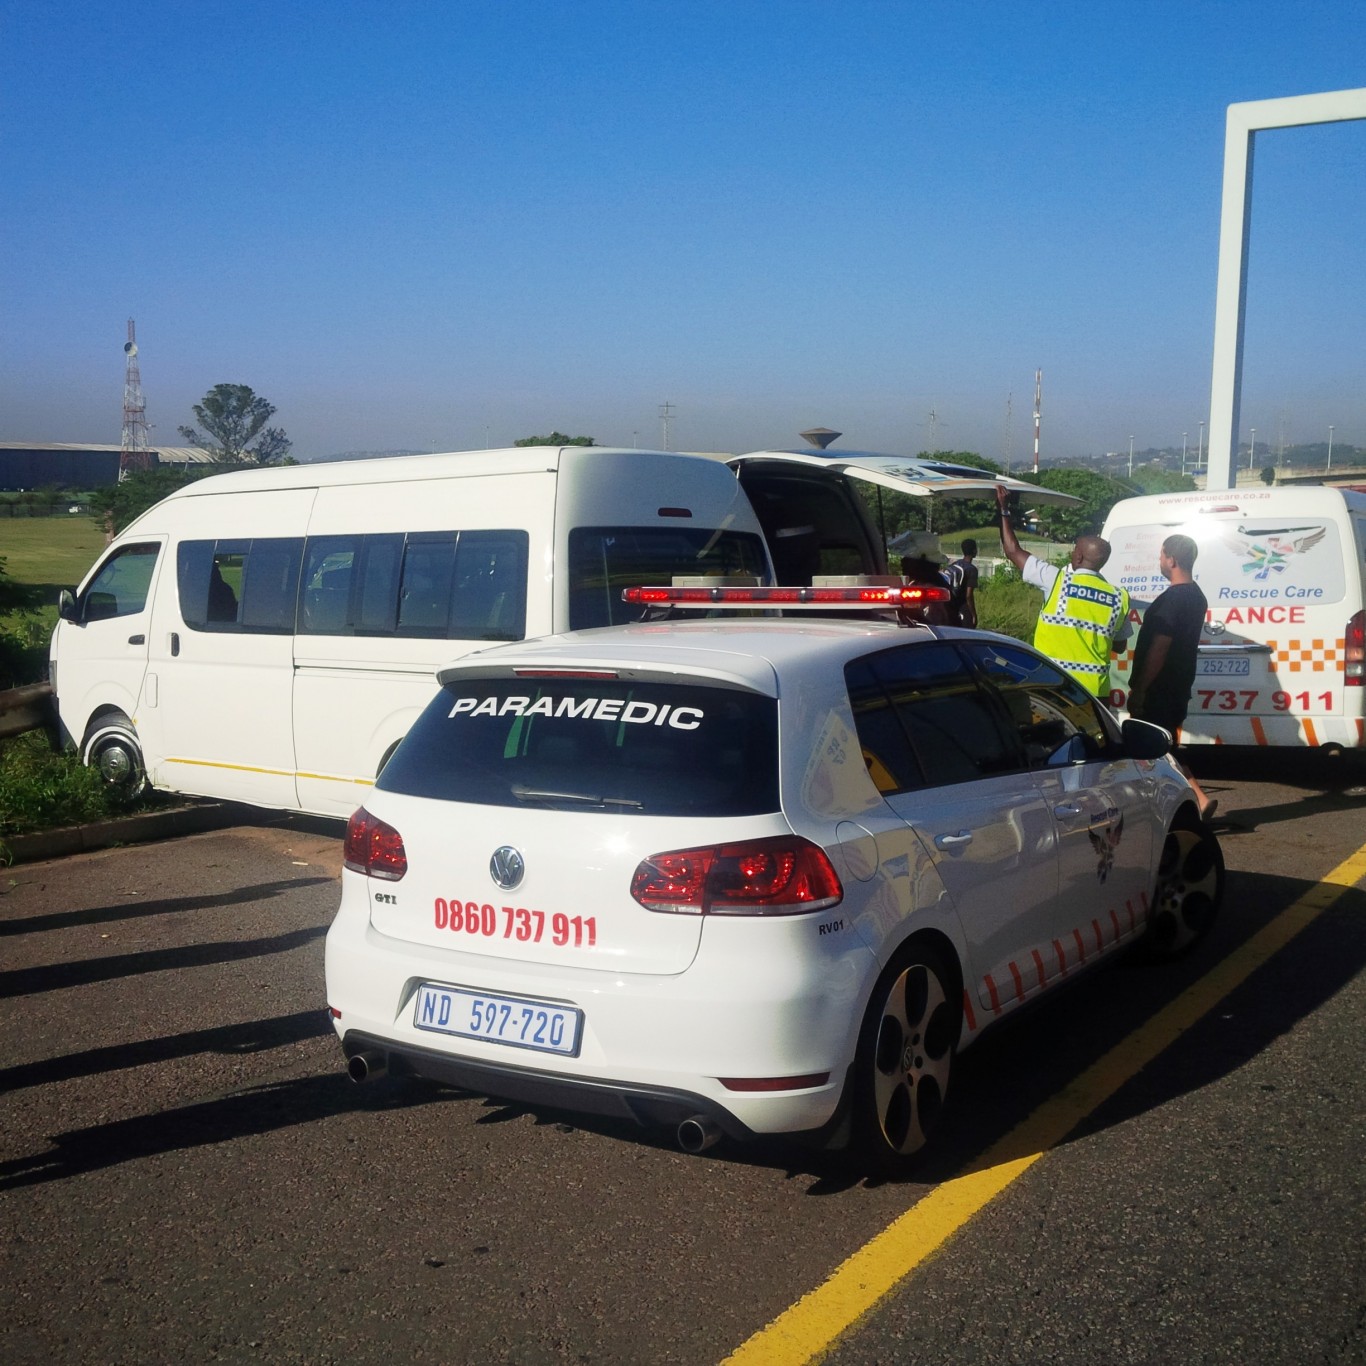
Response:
[166,758,373,786]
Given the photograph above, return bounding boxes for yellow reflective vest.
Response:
[1032,564,1130,696]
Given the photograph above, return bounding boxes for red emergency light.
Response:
[621,584,951,610]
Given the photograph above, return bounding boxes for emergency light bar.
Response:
[621,584,951,609]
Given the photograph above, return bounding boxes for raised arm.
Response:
[995,484,1029,573]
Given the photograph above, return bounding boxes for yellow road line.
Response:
[723,843,1366,1366]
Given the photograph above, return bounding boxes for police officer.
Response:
[995,484,1130,697]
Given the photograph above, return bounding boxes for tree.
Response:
[514,432,595,447]
[1015,467,1132,542]
[179,384,293,464]
[1130,466,1197,495]
[87,468,212,537]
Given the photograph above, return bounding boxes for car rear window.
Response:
[378,679,780,816]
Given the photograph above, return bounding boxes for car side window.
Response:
[960,641,1115,766]
[81,543,159,622]
[845,641,1023,792]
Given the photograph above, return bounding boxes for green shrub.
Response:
[0,732,138,851]
[974,562,1043,643]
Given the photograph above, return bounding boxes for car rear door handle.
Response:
[934,830,973,849]
[1053,802,1085,819]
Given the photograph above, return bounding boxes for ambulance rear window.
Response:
[1109,517,1345,608]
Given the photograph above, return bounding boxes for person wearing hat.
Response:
[995,484,1130,697]
[898,531,954,626]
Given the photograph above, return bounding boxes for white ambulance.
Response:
[1102,486,1366,750]
[50,445,1069,817]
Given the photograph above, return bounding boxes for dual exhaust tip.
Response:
[347,1050,387,1084]
[346,1049,722,1155]
[675,1114,723,1154]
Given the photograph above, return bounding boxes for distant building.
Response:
[0,442,216,491]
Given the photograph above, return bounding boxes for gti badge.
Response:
[490,845,525,891]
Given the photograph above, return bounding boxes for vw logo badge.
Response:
[489,845,525,891]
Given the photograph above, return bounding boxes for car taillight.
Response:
[1346,611,1364,687]
[631,835,842,915]
[343,806,407,881]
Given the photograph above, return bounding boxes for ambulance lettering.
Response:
[1213,603,1306,624]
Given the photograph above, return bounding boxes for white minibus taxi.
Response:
[1102,486,1366,750]
[52,445,1069,817]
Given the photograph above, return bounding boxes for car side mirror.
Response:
[1121,717,1173,760]
[58,589,77,622]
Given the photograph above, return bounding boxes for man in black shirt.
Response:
[946,538,979,627]
[1128,533,1215,820]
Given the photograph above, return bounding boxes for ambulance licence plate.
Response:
[414,983,582,1056]
[1196,657,1250,676]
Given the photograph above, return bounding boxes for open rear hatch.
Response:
[730,450,1084,507]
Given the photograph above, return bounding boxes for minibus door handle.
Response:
[169,632,180,657]
[128,633,145,645]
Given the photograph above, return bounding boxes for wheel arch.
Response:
[81,705,139,747]
[882,926,965,1024]
[79,708,147,798]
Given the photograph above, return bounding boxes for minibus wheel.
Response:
[82,716,147,801]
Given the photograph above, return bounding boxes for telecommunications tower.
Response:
[1032,368,1042,473]
[120,318,153,480]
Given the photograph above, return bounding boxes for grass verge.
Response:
[0,731,161,859]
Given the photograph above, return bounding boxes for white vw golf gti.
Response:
[325,587,1222,1169]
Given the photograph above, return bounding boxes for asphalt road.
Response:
[2,753,1364,1365]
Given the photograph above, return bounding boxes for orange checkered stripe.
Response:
[1264,637,1346,673]
[1113,638,1347,676]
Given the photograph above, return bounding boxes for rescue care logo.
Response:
[448,695,705,729]
[1227,523,1327,583]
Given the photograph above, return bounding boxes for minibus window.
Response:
[238,538,303,633]
[397,533,457,636]
[82,543,160,622]
[567,527,769,629]
[449,531,528,641]
[356,535,403,633]
[208,551,245,624]
[177,542,214,626]
[300,538,358,634]
[299,529,528,639]
[180,538,303,633]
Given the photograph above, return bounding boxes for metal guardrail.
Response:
[0,682,56,741]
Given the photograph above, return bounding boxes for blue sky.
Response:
[2,1,1363,463]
